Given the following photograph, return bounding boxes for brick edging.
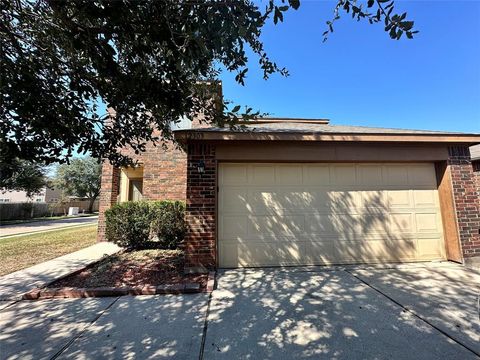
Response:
[22,271,217,300]
[22,282,204,300]
[206,271,216,292]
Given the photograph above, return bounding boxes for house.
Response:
[98,117,480,269]
[0,186,63,203]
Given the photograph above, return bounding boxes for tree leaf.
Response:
[288,0,300,10]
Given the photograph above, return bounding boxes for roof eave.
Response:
[174,130,480,145]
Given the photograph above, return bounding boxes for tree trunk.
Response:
[88,197,95,213]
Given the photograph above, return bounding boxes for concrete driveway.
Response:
[205,263,480,359]
[0,262,478,359]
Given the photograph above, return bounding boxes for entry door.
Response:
[218,163,445,268]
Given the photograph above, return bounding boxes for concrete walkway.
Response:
[0,216,99,238]
[0,242,120,301]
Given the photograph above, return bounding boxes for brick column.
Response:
[184,143,216,269]
[448,146,480,260]
[97,162,120,242]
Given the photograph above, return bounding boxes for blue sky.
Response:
[220,0,480,133]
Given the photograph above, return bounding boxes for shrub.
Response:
[104,200,186,250]
[150,201,187,249]
[105,201,154,250]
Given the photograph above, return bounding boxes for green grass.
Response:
[0,225,98,276]
[0,213,98,226]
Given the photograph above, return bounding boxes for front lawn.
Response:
[48,249,207,289]
[0,225,97,276]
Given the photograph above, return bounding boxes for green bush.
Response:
[104,200,186,250]
[105,201,154,250]
[150,201,187,249]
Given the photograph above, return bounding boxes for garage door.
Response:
[218,163,445,267]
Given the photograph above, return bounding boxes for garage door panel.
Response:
[387,190,413,208]
[416,237,443,259]
[415,213,441,232]
[390,213,415,233]
[220,164,248,185]
[237,242,303,267]
[408,164,437,186]
[251,165,275,185]
[221,188,248,213]
[220,215,248,238]
[358,213,390,235]
[327,191,360,211]
[385,165,409,186]
[276,165,303,185]
[359,191,388,209]
[304,241,336,264]
[218,163,445,267]
[248,215,305,237]
[250,189,312,212]
[413,190,438,207]
[303,165,331,185]
[306,214,359,239]
[358,165,384,186]
[332,165,357,186]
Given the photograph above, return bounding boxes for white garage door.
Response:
[218,163,445,268]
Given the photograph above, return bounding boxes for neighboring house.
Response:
[98,117,480,269]
[0,186,62,203]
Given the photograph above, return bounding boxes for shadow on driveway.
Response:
[204,263,479,359]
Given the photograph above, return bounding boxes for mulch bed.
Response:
[50,249,207,288]
[22,249,213,300]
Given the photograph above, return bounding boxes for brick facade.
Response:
[97,163,120,242]
[448,146,480,259]
[97,115,210,242]
[184,143,217,268]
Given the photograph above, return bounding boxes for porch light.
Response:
[197,160,205,175]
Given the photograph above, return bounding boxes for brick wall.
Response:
[448,146,480,259]
[142,141,187,201]
[184,143,217,269]
[97,163,120,241]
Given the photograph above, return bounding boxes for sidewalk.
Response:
[0,242,120,301]
[0,215,98,238]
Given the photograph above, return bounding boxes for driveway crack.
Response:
[199,275,216,360]
[49,296,121,360]
[344,269,480,358]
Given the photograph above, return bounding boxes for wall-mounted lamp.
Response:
[197,160,205,175]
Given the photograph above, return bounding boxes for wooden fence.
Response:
[0,200,99,221]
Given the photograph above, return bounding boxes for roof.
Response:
[174,118,480,144]
[197,121,466,135]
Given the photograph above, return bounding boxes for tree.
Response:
[54,156,102,213]
[0,158,47,196]
[1,0,417,166]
